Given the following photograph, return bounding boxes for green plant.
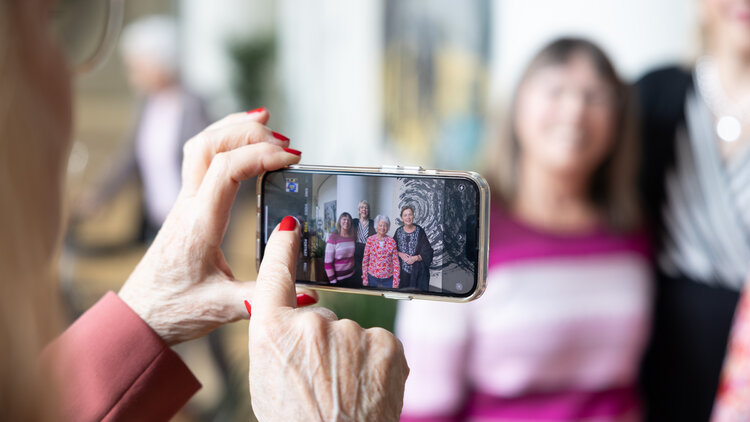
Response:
[229,37,276,110]
[305,217,328,258]
[319,292,399,332]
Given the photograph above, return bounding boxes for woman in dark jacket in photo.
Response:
[394,205,434,291]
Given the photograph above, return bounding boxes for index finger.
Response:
[251,216,301,320]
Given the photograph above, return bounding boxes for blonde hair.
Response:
[358,200,370,218]
[0,1,64,419]
[486,38,640,232]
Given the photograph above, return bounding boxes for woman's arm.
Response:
[324,238,337,282]
[392,241,400,288]
[711,283,750,422]
[417,227,434,267]
[395,228,410,261]
[362,238,371,285]
[41,292,200,422]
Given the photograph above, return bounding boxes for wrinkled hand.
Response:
[249,218,410,421]
[118,110,308,345]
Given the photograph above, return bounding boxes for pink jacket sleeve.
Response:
[42,291,201,422]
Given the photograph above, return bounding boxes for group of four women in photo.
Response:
[324,200,434,290]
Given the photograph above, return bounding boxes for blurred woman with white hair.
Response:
[78,15,215,242]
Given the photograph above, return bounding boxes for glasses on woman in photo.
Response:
[50,0,125,73]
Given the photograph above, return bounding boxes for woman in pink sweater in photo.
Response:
[325,212,357,286]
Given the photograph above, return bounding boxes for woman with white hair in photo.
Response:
[362,215,401,289]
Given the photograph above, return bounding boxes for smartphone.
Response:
[257,164,489,302]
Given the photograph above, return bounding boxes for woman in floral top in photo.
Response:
[324,212,356,286]
[362,215,400,289]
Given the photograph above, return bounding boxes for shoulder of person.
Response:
[636,65,691,84]
[635,65,693,114]
[179,88,208,108]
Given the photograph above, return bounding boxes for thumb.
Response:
[250,216,300,321]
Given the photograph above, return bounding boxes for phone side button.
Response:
[382,293,412,301]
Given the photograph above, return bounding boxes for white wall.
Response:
[181,0,275,115]
[490,0,700,100]
[313,175,337,236]
[278,0,384,167]
[337,175,369,219]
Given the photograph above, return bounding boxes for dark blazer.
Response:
[636,66,740,422]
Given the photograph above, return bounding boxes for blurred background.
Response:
[63,0,699,420]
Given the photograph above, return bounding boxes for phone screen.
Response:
[259,169,482,298]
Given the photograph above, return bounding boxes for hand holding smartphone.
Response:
[257,165,489,302]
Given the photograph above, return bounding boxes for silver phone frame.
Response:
[256,164,490,302]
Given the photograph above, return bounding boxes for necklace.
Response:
[694,56,750,143]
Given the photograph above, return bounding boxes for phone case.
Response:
[256,164,490,303]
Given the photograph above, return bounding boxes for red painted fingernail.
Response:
[272,131,290,142]
[283,147,301,156]
[244,300,252,316]
[279,215,297,231]
[247,107,266,114]
[296,293,318,307]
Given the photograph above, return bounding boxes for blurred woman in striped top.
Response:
[397,38,651,422]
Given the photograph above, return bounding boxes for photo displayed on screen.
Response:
[261,171,480,296]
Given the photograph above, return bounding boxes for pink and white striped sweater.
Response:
[397,207,653,422]
[324,233,355,283]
